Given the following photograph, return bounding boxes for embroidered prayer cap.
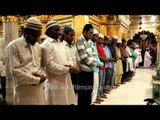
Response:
[98,33,104,39]
[93,29,99,35]
[112,35,119,40]
[24,17,42,31]
[46,20,60,31]
[116,40,122,43]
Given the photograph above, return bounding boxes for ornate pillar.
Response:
[2,16,19,45]
[128,29,132,40]
[100,25,107,36]
[73,15,89,42]
[106,15,118,38]
[116,24,122,40]
[1,16,19,105]
[107,24,117,38]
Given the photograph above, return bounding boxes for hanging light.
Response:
[139,17,142,29]
[139,21,142,25]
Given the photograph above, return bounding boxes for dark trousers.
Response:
[78,71,93,106]
[104,68,113,90]
[70,73,79,94]
[0,76,6,99]
[105,68,115,90]
[122,61,127,83]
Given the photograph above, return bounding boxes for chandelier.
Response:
[140,31,148,40]
[140,34,148,40]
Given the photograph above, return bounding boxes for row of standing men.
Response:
[1,16,138,105]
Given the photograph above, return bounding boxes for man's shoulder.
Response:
[41,38,50,47]
[76,36,83,42]
[7,37,22,48]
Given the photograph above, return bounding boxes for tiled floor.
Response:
[99,68,156,105]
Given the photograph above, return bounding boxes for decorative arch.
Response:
[132,30,156,46]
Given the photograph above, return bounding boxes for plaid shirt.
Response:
[76,35,97,72]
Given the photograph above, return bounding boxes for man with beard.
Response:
[41,20,79,105]
[5,17,46,105]
[62,26,81,94]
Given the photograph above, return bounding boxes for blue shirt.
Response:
[104,45,113,68]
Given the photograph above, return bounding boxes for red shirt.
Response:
[96,44,106,70]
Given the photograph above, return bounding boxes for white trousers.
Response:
[91,72,99,104]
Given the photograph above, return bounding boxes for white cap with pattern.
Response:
[116,40,122,43]
[46,20,60,31]
[93,29,99,35]
[112,35,119,40]
[98,33,104,39]
[24,17,42,31]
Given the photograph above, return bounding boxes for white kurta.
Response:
[144,51,152,68]
[41,37,76,105]
[62,40,80,68]
[0,61,4,75]
[6,36,46,105]
[134,48,142,67]
[125,46,134,71]
[0,38,6,76]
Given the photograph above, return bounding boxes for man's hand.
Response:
[74,68,81,73]
[32,73,41,77]
[69,66,75,73]
[39,74,46,84]
[32,73,46,84]
[92,60,97,66]
[64,65,71,67]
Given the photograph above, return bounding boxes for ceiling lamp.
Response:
[139,17,142,29]
[139,21,142,25]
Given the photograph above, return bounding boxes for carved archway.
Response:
[133,30,156,46]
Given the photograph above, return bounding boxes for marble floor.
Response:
[99,68,156,105]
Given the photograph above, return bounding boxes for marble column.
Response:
[1,16,19,105]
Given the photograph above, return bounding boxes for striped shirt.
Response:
[76,35,97,72]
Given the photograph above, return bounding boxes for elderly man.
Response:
[5,17,46,105]
[41,20,78,105]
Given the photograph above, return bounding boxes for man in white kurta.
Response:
[125,41,134,72]
[41,20,77,105]
[134,45,142,67]
[5,17,46,105]
[62,26,80,95]
[144,49,152,68]
[0,38,6,100]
